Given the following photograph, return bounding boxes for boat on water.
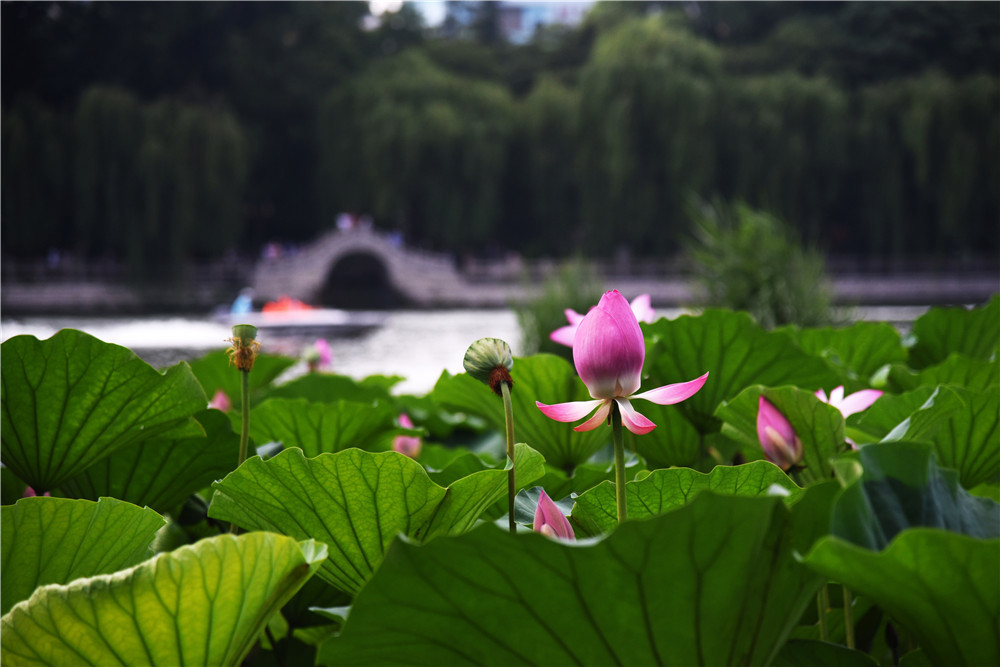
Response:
[216,293,385,336]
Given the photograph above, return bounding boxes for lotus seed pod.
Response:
[463,337,514,396]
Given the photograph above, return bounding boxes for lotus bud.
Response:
[533,489,575,540]
[392,413,422,459]
[463,337,514,396]
[228,324,260,372]
[757,396,803,471]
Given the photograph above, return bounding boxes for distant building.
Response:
[498,2,594,43]
[437,1,594,43]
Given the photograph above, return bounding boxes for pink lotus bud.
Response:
[574,290,646,400]
[756,397,803,471]
[209,389,232,412]
[550,293,656,348]
[533,489,575,540]
[23,487,50,497]
[392,413,422,459]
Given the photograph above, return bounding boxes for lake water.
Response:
[0,305,928,396]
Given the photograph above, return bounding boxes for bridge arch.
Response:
[251,228,467,307]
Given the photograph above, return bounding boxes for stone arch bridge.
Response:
[252,228,492,308]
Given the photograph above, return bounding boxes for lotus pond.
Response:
[1,296,997,666]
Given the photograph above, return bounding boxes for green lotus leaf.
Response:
[264,373,401,404]
[1,496,165,615]
[56,409,239,513]
[853,386,997,488]
[772,639,879,666]
[888,353,999,393]
[1,330,207,492]
[208,444,545,594]
[781,321,907,387]
[572,460,803,536]
[432,355,608,470]
[906,296,999,370]
[250,397,398,456]
[803,530,999,667]
[319,489,835,666]
[715,385,846,485]
[828,442,999,551]
[1,531,326,667]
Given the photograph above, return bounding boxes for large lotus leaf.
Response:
[1,330,207,492]
[188,349,296,409]
[906,296,999,370]
[852,386,997,488]
[850,385,962,444]
[772,639,879,667]
[1,497,165,615]
[319,489,835,666]
[888,353,999,393]
[929,387,1000,489]
[264,373,402,404]
[208,445,544,595]
[432,355,608,470]
[571,460,803,536]
[828,442,999,551]
[628,399,706,469]
[250,397,398,456]
[803,530,999,667]
[1,532,326,667]
[1,466,27,505]
[781,322,907,387]
[643,310,839,433]
[55,409,239,513]
[715,385,846,486]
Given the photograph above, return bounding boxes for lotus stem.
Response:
[612,402,627,524]
[231,369,251,535]
[818,585,830,642]
[501,381,516,533]
[843,585,854,649]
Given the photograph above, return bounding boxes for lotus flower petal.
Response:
[835,389,883,416]
[574,290,645,399]
[573,400,613,432]
[629,294,655,323]
[536,398,605,423]
[632,372,710,405]
[549,324,578,347]
[615,398,657,435]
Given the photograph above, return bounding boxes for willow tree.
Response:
[2,96,71,257]
[576,15,723,257]
[319,50,514,252]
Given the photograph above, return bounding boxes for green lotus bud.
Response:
[228,323,261,372]
[463,337,514,396]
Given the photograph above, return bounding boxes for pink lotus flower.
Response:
[815,386,883,417]
[392,413,422,459]
[209,389,232,412]
[757,397,802,471]
[550,294,655,347]
[536,290,708,435]
[533,489,575,540]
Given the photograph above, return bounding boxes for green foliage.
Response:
[319,50,514,250]
[208,445,544,594]
[1,497,165,615]
[2,301,997,664]
[686,201,836,328]
[513,258,603,357]
[1,532,327,667]
[319,490,832,666]
[1,329,207,492]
